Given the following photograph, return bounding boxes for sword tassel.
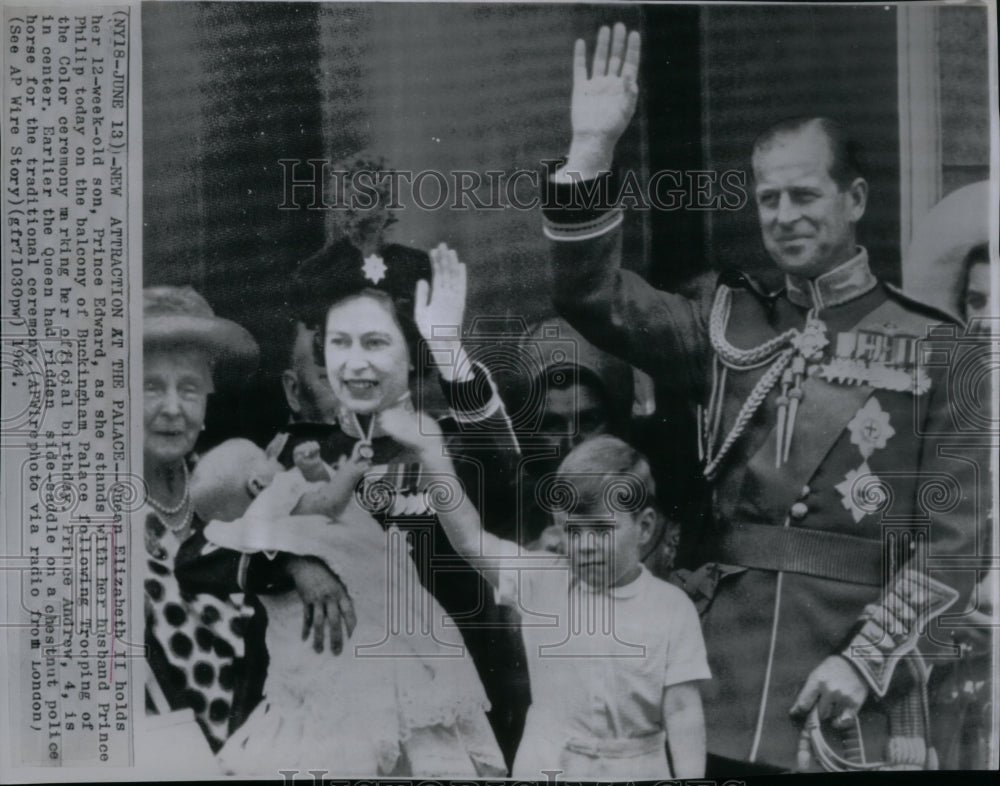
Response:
[775,367,792,468]
[783,356,806,462]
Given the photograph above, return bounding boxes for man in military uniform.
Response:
[542,24,987,773]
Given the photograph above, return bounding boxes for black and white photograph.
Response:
[2,0,998,782]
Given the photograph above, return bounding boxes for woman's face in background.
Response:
[324,295,411,416]
[964,260,993,322]
[143,346,213,466]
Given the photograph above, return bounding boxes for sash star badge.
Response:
[835,461,887,523]
[847,397,895,459]
[362,253,387,284]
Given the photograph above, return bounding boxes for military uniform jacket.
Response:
[543,187,988,770]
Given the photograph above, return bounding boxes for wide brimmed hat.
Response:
[904,181,993,321]
[144,286,259,373]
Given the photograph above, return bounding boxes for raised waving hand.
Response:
[560,23,641,181]
[415,243,473,383]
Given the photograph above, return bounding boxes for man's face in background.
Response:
[282,321,341,423]
[534,366,616,465]
[964,258,993,322]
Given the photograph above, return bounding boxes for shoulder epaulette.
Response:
[716,268,781,303]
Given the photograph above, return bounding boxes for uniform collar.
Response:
[785,248,878,311]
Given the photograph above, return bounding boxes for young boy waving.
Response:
[382,406,709,780]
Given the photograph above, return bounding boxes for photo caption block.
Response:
[3,6,136,767]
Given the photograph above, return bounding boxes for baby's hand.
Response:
[334,441,374,482]
[291,443,368,518]
[293,441,330,483]
[535,523,568,555]
[297,441,374,521]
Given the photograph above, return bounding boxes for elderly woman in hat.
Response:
[143,285,264,754]
[142,286,350,754]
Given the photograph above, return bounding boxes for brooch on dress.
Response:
[362,253,387,284]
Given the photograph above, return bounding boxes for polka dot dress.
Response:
[145,507,255,748]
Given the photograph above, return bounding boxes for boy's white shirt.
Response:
[483,533,711,752]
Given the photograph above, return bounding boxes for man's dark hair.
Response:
[752,117,866,189]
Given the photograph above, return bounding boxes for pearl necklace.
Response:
[162,502,194,535]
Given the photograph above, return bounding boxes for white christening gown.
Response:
[204,469,506,778]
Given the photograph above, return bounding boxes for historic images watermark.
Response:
[277,160,750,213]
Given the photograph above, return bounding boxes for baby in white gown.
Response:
[190,438,505,777]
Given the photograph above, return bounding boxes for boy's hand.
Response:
[663,681,706,778]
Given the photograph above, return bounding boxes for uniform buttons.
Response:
[790,502,809,520]
[800,486,811,498]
